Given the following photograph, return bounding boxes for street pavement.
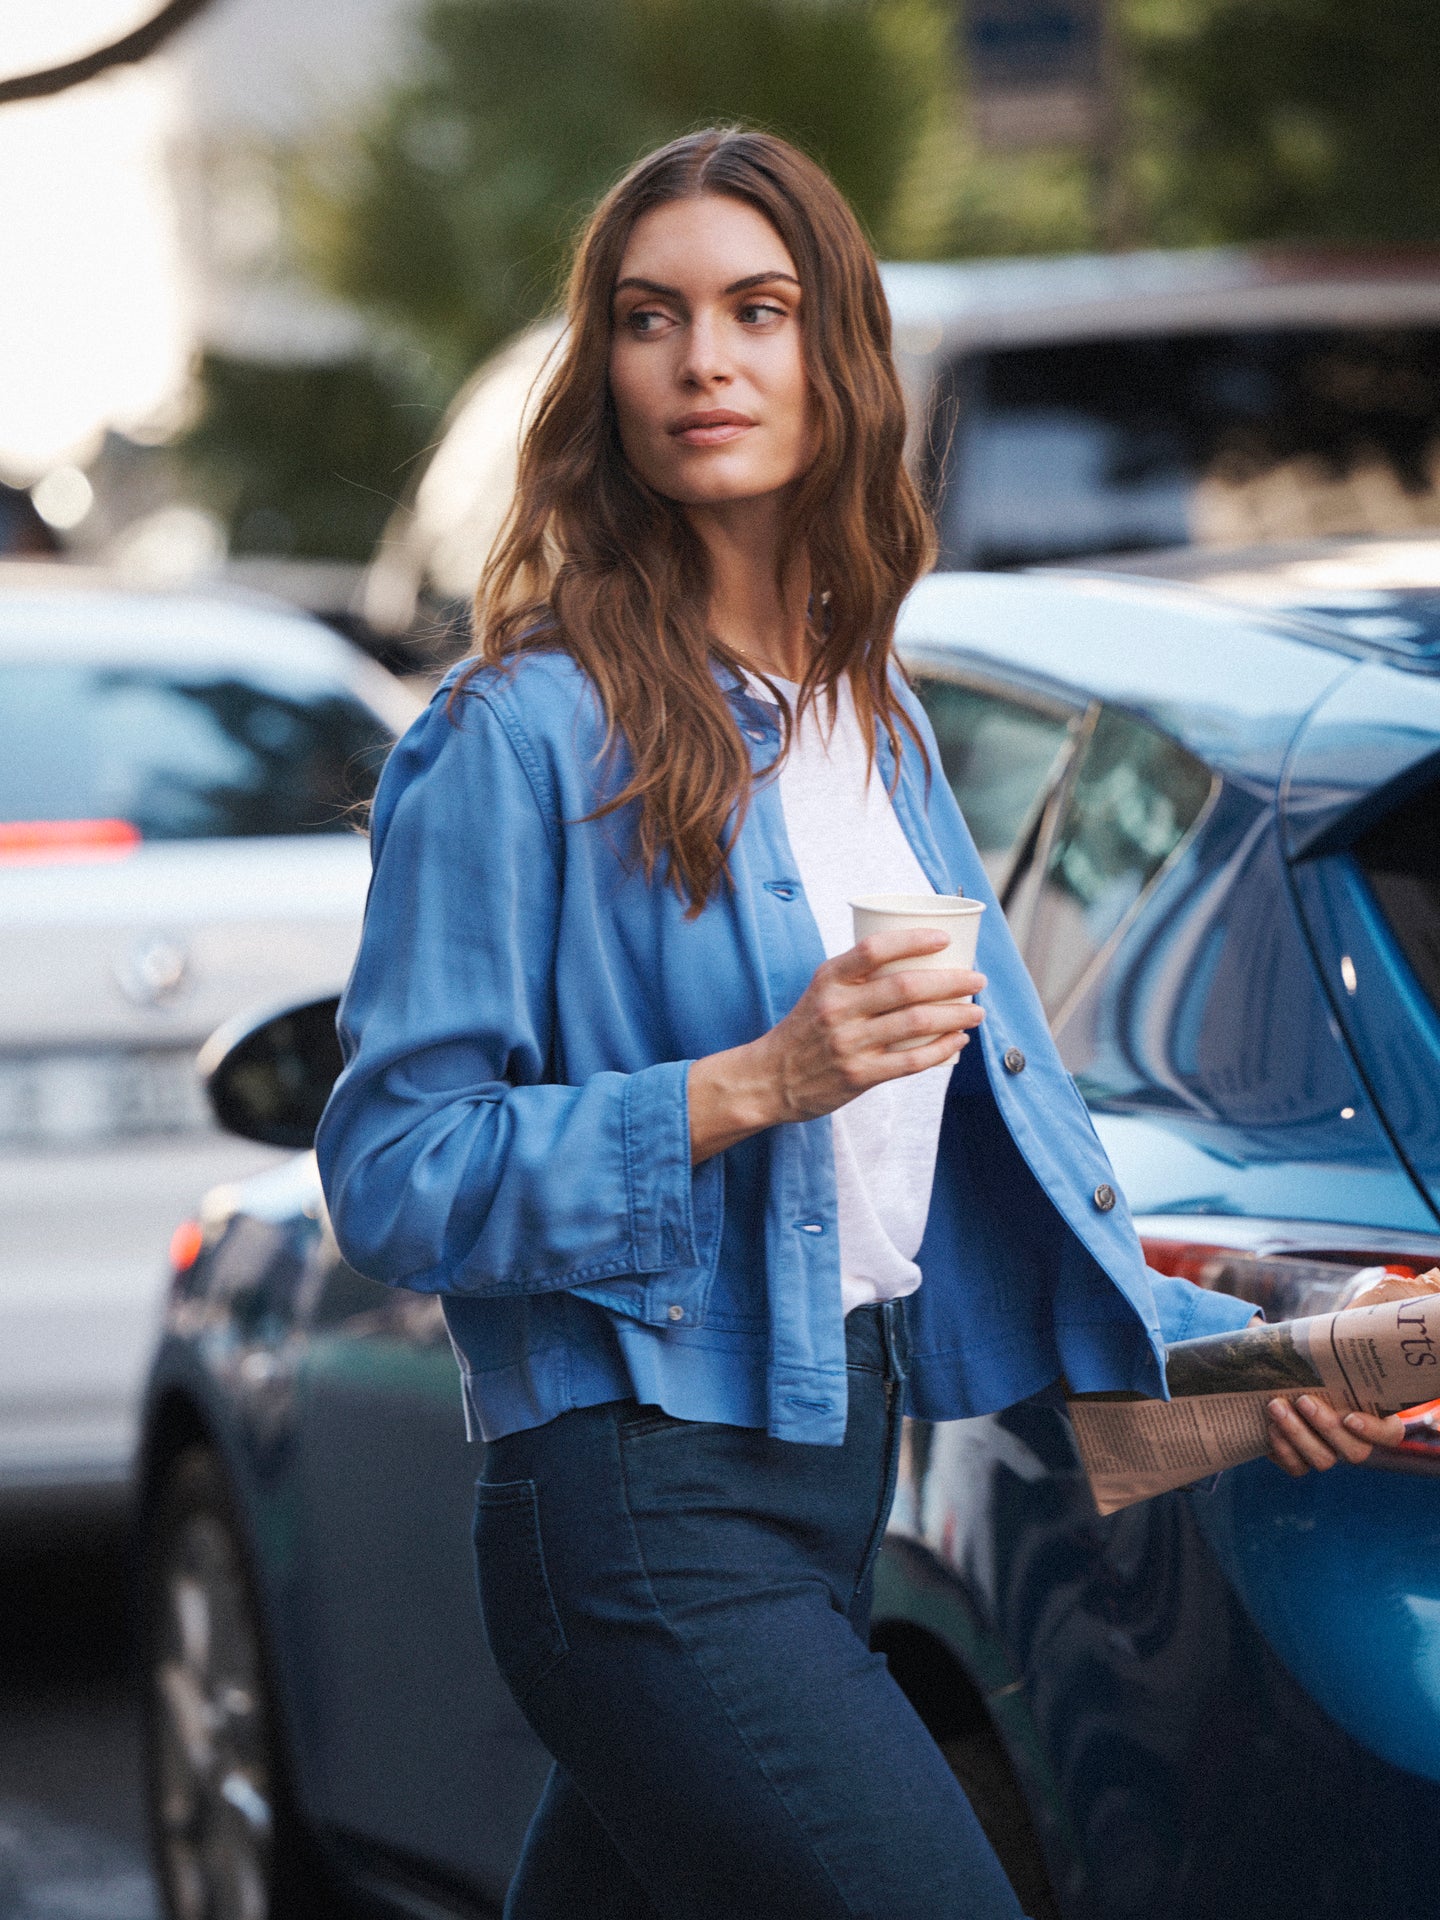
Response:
[0,1529,158,1920]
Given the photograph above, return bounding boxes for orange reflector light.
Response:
[1139,1239,1239,1284]
[1398,1399,1440,1458]
[0,819,141,865]
[169,1220,205,1273]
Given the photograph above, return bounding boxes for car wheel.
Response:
[141,1444,323,1920]
[942,1723,1062,1920]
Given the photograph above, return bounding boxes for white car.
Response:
[0,568,420,1513]
[366,245,1440,630]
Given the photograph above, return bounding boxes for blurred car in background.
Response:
[0,566,420,1516]
[136,565,1440,1920]
[364,245,1440,637]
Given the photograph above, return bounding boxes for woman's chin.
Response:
[658,467,807,512]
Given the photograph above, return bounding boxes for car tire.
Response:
[139,1443,339,1920]
[942,1722,1062,1920]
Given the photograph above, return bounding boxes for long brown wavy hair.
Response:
[455,126,935,910]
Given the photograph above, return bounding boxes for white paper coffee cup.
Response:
[849,893,986,1050]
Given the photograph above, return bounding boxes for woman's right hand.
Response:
[688,929,984,1164]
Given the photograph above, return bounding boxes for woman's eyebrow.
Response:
[724,271,800,294]
[614,276,683,298]
[612,270,800,298]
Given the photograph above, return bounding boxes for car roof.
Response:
[0,567,421,728]
[898,570,1362,793]
[881,246,1440,354]
[1046,535,1440,666]
[0,567,348,663]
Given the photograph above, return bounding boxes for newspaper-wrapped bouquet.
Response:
[1069,1268,1440,1513]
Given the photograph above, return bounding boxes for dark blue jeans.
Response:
[473,1301,1028,1920]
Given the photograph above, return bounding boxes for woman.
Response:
[317,127,1404,1920]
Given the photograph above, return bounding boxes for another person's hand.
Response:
[688,928,984,1163]
[1339,1264,1440,1311]
[1262,1268,1440,1476]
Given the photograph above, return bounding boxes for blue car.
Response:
[137,553,1440,1920]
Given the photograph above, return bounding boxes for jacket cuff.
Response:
[623,1058,699,1272]
[1150,1269,1265,1344]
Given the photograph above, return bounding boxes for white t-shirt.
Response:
[752,674,954,1315]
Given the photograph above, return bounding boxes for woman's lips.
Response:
[670,412,755,446]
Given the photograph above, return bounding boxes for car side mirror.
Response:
[198,996,343,1150]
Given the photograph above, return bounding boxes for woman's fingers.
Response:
[1343,1409,1408,1450]
[855,966,986,1013]
[830,968,985,1039]
[875,1027,974,1073]
[1267,1397,1341,1472]
[1265,1396,1413,1478]
[767,935,990,1123]
[865,999,985,1052]
[1264,1417,1312,1478]
[831,929,949,979]
[1295,1395,1380,1464]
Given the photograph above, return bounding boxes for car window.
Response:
[914,677,1075,889]
[1353,772,1440,1020]
[930,327,1440,569]
[1026,707,1214,1016]
[0,663,393,840]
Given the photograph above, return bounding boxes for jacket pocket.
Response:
[472,1478,568,1702]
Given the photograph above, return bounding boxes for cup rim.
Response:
[849,892,986,916]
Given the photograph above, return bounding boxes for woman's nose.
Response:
[678,313,732,388]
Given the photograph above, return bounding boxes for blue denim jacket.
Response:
[316,652,1255,1446]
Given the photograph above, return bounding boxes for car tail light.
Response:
[0,818,141,864]
[1142,1235,1424,1323]
[169,1219,205,1274]
[1395,1400,1440,1460]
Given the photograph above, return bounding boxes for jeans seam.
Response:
[611,1420,863,1919]
[850,1397,904,1614]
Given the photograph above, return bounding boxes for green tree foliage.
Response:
[301,0,948,389]
[898,0,1440,260]
[176,354,439,562]
[1133,0,1440,247]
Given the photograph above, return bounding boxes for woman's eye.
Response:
[739,302,786,325]
[627,308,670,334]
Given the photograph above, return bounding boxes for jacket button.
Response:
[1003,1047,1026,1074]
[666,1304,684,1322]
[1093,1184,1116,1212]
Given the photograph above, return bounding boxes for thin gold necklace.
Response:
[726,642,803,677]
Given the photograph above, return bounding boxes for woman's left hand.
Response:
[1261,1271,1440,1475]
[1264,1394,1406,1478]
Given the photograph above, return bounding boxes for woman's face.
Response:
[608,193,817,510]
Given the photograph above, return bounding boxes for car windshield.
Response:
[932,326,1440,569]
[0,661,393,841]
